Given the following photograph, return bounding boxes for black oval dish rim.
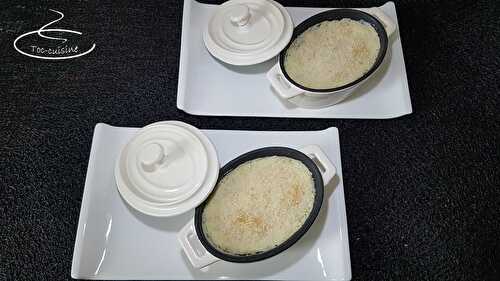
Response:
[279,8,389,93]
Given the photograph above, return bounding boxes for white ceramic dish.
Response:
[71,123,351,280]
[267,7,396,108]
[177,1,412,118]
[179,144,337,269]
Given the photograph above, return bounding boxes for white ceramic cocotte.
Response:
[267,7,396,108]
[178,145,337,269]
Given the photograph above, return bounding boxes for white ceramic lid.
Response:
[203,0,293,66]
[115,121,219,217]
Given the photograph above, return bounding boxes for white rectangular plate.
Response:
[71,124,351,280]
[177,1,412,119]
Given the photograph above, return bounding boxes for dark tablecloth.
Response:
[0,0,499,280]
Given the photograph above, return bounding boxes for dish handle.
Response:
[267,63,304,99]
[365,7,396,37]
[299,145,337,185]
[178,218,219,269]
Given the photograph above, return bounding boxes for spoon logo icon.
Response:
[13,9,96,60]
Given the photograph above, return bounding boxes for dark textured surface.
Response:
[0,0,499,280]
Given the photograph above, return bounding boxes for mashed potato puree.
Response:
[202,156,315,255]
[284,18,380,89]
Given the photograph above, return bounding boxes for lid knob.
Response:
[230,4,251,27]
[140,143,165,172]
